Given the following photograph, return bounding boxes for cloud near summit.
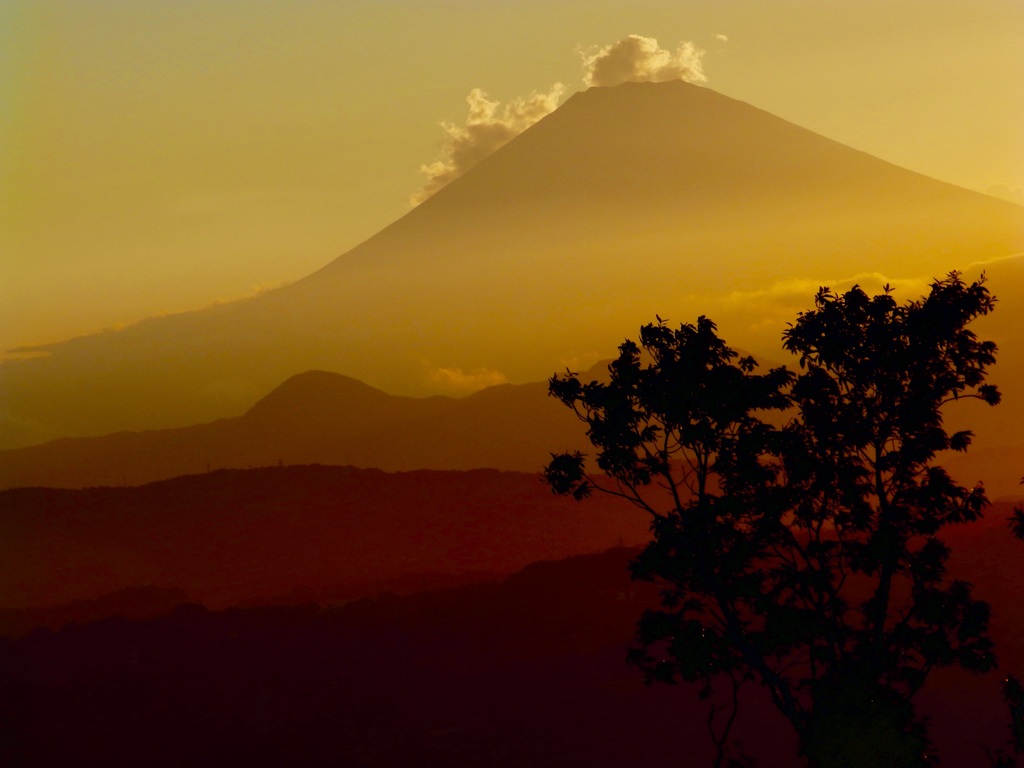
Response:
[411,84,564,205]
[412,35,707,204]
[580,35,707,88]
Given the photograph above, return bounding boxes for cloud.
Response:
[676,272,935,352]
[427,366,509,391]
[171,280,291,314]
[411,35,709,204]
[411,35,709,203]
[987,183,1024,204]
[580,34,707,88]
[412,84,564,205]
[714,33,729,43]
[717,272,932,311]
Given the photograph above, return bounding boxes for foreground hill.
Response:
[4,530,1021,767]
[4,80,1023,450]
[0,464,648,611]
[0,369,595,490]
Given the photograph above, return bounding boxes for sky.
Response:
[2,0,1022,357]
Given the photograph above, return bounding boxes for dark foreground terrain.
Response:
[4,517,1023,767]
[1,465,649,613]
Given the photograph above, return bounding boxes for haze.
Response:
[5,7,1024,762]
[3,1,1023,356]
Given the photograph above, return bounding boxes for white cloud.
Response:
[411,35,711,204]
[427,366,509,391]
[714,33,729,43]
[684,273,934,349]
[412,84,564,205]
[580,34,707,88]
[718,272,932,309]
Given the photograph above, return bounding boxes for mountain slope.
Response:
[3,80,1023,448]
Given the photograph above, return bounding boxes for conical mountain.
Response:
[3,80,1023,448]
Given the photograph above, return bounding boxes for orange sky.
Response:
[2,1,1022,356]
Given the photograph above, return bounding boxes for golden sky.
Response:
[2,0,1022,356]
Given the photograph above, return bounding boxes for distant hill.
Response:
[0,367,601,489]
[0,464,648,611]
[4,80,1023,450]
[5,347,1023,498]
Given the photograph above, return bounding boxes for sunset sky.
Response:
[2,0,1022,356]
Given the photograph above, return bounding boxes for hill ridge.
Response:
[0,369,592,489]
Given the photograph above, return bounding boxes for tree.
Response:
[546,273,1008,767]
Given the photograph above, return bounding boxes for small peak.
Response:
[245,370,388,419]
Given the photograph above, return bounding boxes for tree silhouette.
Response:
[546,273,1010,767]
[987,674,1024,766]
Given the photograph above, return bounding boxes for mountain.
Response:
[0,464,649,611]
[3,80,1023,449]
[0,368,600,489]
